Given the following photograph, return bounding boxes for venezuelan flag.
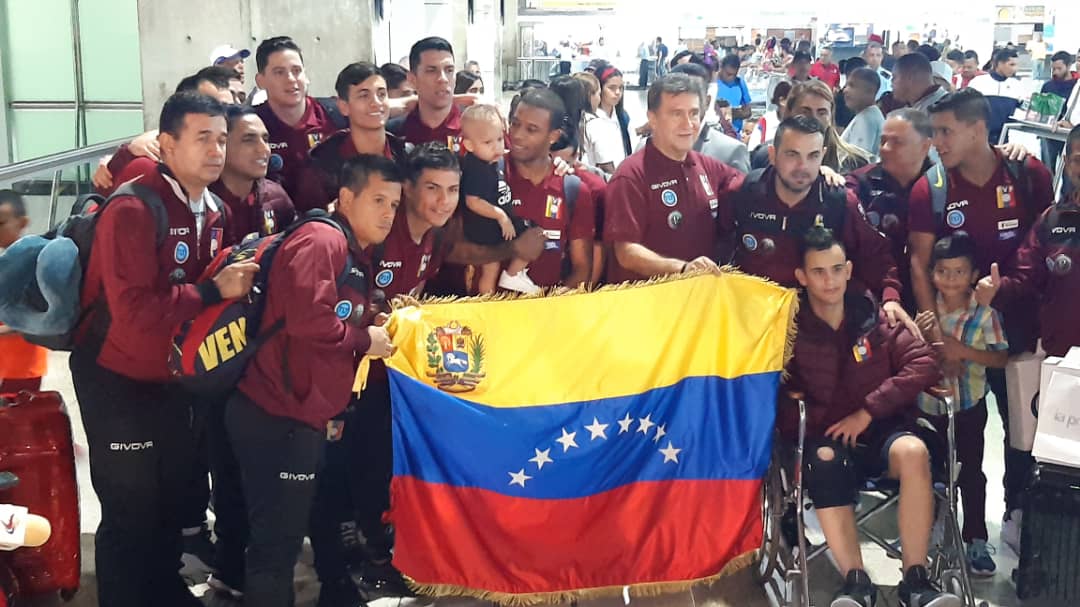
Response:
[381,273,797,603]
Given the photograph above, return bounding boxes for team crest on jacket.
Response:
[425,321,485,393]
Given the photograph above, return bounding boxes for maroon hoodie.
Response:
[779,294,940,442]
[80,166,227,382]
[237,215,375,429]
[209,178,296,245]
[996,203,1080,358]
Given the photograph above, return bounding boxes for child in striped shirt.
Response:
[917,231,1008,577]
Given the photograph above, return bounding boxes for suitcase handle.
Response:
[0,472,18,491]
[1032,391,1040,419]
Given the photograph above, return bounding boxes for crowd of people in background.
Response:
[4,19,1077,607]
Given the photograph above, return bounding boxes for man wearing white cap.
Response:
[930,60,956,93]
[210,44,251,82]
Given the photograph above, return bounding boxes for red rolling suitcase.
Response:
[0,391,80,600]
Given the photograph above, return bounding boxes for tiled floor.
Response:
[30,344,1027,607]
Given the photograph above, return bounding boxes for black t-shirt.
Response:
[460,153,522,245]
[461,152,501,205]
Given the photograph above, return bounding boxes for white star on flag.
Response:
[637,414,655,435]
[617,413,634,434]
[529,448,553,470]
[585,417,609,440]
[509,469,532,487]
[653,424,667,444]
[659,441,682,464]
[556,427,579,452]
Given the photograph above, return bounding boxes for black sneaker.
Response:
[317,576,366,607]
[358,560,414,597]
[831,569,877,607]
[180,526,216,584]
[897,565,962,607]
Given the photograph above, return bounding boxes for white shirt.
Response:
[842,105,885,156]
[161,172,217,240]
[968,73,1027,101]
[584,108,626,168]
[748,109,780,149]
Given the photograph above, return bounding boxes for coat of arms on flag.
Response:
[374,273,797,604]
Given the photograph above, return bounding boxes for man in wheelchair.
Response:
[778,227,960,607]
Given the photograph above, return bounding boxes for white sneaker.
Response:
[207,575,243,599]
[1000,509,1022,555]
[498,269,541,294]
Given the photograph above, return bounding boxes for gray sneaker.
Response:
[831,569,877,607]
[897,564,962,607]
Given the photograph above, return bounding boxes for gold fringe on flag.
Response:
[401,549,758,606]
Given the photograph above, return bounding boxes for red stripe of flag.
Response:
[390,477,762,596]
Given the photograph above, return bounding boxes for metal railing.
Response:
[0,136,135,232]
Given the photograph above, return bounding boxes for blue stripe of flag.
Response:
[388,371,779,500]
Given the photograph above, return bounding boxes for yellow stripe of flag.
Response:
[381,273,797,409]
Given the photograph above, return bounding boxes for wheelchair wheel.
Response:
[754,459,785,585]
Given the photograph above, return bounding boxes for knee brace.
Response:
[803,442,858,509]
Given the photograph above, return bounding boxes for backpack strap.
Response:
[820,183,848,231]
[926,162,948,225]
[107,182,170,248]
[1004,157,1037,228]
[562,173,581,220]
[732,168,769,231]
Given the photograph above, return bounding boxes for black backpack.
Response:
[16,183,168,351]
[169,211,368,396]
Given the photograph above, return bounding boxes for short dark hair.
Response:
[993,48,1019,66]
[792,51,812,64]
[340,154,405,195]
[158,92,227,138]
[893,41,906,50]
[946,49,965,63]
[224,104,258,131]
[406,142,460,183]
[380,63,410,91]
[848,67,881,92]
[963,50,979,63]
[256,36,303,73]
[670,62,710,82]
[916,44,941,61]
[1067,124,1080,157]
[796,40,811,52]
[454,70,482,95]
[931,230,977,269]
[335,62,383,100]
[774,114,826,149]
[409,37,454,73]
[516,88,567,131]
[175,65,237,95]
[0,189,27,217]
[842,56,867,75]
[1052,51,1075,65]
[799,226,846,265]
[647,72,705,113]
[668,50,693,69]
[551,130,579,153]
[771,80,793,106]
[894,52,933,77]
[886,108,934,139]
[720,53,741,70]
[906,40,920,52]
[928,88,991,125]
